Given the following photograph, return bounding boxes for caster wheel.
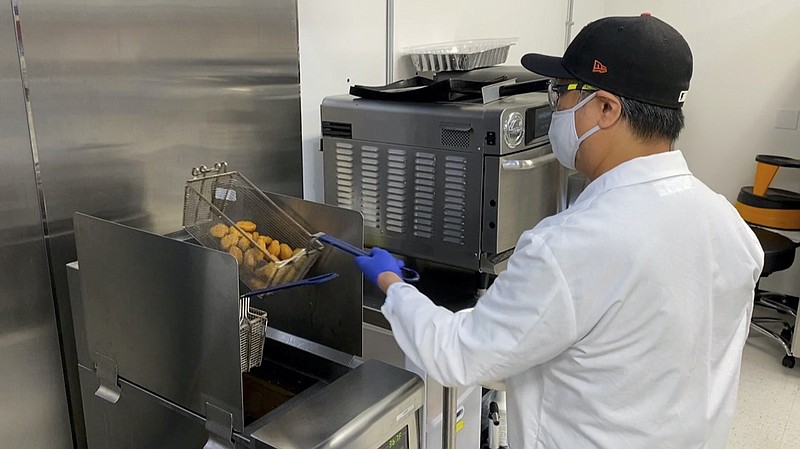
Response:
[782,355,796,369]
[782,328,793,343]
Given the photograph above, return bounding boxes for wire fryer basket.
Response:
[183,166,321,291]
[238,296,268,373]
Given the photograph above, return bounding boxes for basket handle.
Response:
[313,233,421,282]
[241,272,339,298]
[191,161,228,178]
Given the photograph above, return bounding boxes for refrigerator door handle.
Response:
[94,353,121,404]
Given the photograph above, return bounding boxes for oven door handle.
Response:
[441,122,472,132]
[501,152,557,171]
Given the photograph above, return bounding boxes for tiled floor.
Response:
[728,333,800,449]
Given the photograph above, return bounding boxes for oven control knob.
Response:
[503,112,524,149]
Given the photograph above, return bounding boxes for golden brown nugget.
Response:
[210,223,229,238]
[279,243,293,260]
[228,226,243,237]
[268,240,281,258]
[259,262,278,280]
[292,248,303,257]
[248,278,268,290]
[228,246,243,264]
[237,236,251,251]
[220,233,239,250]
[256,238,268,254]
[252,231,259,240]
[236,220,257,232]
[243,250,259,271]
[245,248,264,263]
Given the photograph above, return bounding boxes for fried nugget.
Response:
[267,240,281,258]
[259,262,278,280]
[236,220,257,232]
[229,226,243,238]
[237,236,251,251]
[245,248,264,263]
[210,223,229,238]
[248,278,268,290]
[220,233,239,250]
[292,248,303,257]
[279,243,293,260]
[228,246,243,264]
[243,250,259,271]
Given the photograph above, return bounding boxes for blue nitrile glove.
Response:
[354,247,404,285]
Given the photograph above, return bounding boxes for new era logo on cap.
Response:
[678,90,688,103]
[592,60,608,74]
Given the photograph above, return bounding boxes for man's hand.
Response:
[355,247,405,286]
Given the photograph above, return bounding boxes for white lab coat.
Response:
[382,151,764,449]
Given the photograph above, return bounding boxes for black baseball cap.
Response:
[521,14,693,108]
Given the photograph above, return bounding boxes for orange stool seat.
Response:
[735,155,800,230]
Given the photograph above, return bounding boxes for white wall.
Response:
[571,0,606,44]
[574,0,800,295]
[297,0,386,202]
[601,0,800,198]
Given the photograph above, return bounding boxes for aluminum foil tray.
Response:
[404,38,517,72]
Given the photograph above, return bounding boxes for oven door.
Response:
[481,143,560,259]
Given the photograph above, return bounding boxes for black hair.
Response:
[617,96,685,143]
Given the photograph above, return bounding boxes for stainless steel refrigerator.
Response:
[1,0,304,447]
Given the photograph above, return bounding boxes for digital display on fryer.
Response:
[526,105,552,144]
[378,426,409,449]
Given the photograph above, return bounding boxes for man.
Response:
[355,15,764,449]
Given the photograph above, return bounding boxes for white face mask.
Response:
[548,92,600,170]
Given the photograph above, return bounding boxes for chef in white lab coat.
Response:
[355,14,764,449]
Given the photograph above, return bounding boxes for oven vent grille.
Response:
[322,121,353,139]
[334,143,354,208]
[413,152,436,238]
[385,148,408,234]
[361,146,380,229]
[442,155,467,245]
[441,129,470,148]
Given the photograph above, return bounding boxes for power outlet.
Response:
[775,109,799,130]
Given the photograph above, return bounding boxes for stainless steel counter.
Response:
[252,360,425,449]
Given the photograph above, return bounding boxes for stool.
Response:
[735,155,800,230]
[749,227,799,367]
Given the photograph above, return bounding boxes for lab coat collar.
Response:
[574,150,692,205]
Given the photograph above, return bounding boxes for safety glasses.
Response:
[547,80,598,110]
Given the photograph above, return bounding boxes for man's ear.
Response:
[595,91,623,129]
